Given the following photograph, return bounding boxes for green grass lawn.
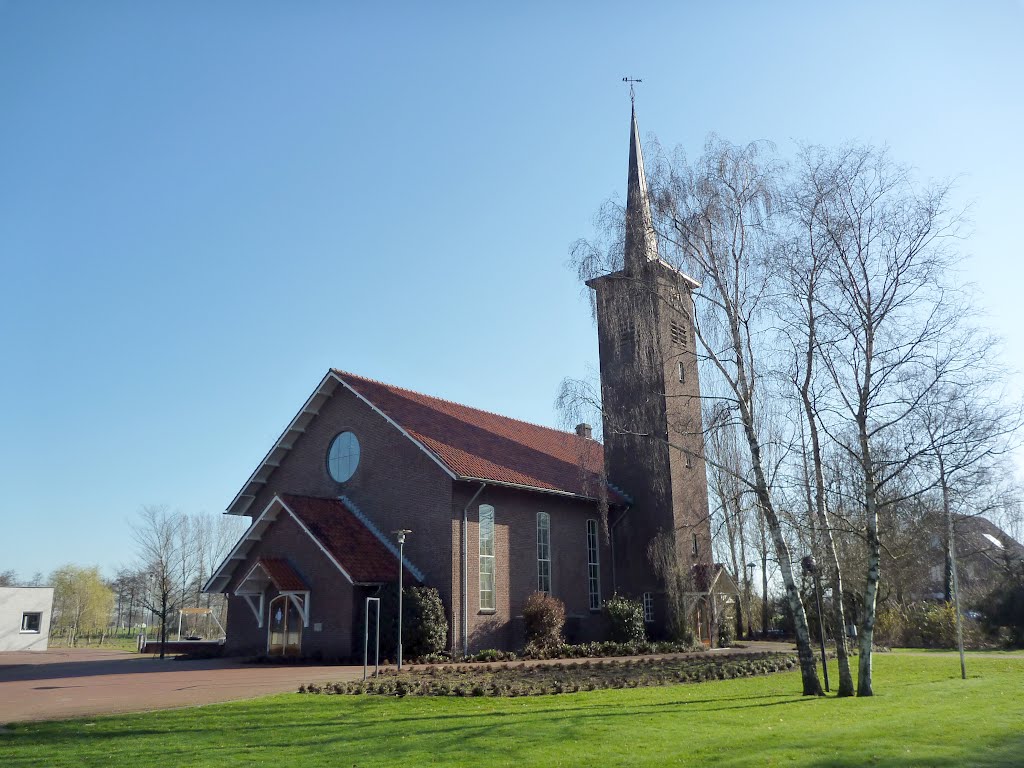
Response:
[4,653,1023,767]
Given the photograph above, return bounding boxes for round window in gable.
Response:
[327,431,360,483]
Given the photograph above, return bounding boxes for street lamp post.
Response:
[745,562,756,639]
[394,529,412,671]
[801,554,830,693]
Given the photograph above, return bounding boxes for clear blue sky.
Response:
[2,2,1022,579]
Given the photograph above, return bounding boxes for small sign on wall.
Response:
[314,623,323,632]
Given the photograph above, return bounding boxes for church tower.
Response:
[586,102,712,635]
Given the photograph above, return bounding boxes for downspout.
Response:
[461,482,487,657]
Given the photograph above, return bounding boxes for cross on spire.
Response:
[622,76,643,107]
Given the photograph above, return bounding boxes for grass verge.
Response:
[3,652,1023,767]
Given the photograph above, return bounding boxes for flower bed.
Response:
[299,651,798,697]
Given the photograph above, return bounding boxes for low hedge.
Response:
[410,639,704,665]
[519,639,702,660]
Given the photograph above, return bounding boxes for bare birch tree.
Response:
[650,137,823,695]
[801,144,965,695]
[776,150,859,695]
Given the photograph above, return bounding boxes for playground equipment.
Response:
[177,607,226,641]
[137,608,227,656]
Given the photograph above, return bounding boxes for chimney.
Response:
[575,423,593,440]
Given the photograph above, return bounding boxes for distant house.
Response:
[204,104,734,658]
[0,587,54,652]
[923,516,1024,602]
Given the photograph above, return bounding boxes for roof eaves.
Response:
[456,475,598,502]
[204,496,287,592]
[226,372,342,516]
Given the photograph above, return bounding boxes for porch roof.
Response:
[258,558,309,592]
[203,494,421,594]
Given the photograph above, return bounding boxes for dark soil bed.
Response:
[300,651,798,697]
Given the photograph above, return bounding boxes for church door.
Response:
[267,596,302,657]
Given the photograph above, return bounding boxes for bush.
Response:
[875,601,985,650]
[979,565,1024,647]
[717,618,734,648]
[603,594,647,643]
[467,648,517,662]
[522,592,565,649]
[366,584,449,660]
[402,586,449,658]
[874,604,908,648]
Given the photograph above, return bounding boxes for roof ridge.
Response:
[332,368,595,443]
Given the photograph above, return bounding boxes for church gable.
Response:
[228,370,613,522]
[228,372,456,521]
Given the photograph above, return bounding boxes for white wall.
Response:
[0,587,54,652]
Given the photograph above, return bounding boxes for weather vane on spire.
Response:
[622,76,642,106]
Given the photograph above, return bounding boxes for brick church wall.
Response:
[454,483,612,652]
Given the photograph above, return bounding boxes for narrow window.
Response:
[479,505,495,611]
[685,452,693,469]
[643,592,654,623]
[692,533,700,557]
[587,519,601,611]
[537,511,551,594]
[21,612,41,633]
[678,360,685,384]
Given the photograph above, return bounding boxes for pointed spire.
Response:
[624,102,660,273]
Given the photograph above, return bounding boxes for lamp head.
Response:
[393,529,412,545]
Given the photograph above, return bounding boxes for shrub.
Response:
[522,592,566,649]
[603,594,647,643]
[979,564,1024,647]
[874,603,908,648]
[403,586,448,658]
[717,618,734,648]
[468,648,517,662]
[876,601,985,649]
[366,584,449,660]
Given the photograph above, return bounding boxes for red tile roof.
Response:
[334,370,607,499]
[258,557,308,591]
[281,494,417,584]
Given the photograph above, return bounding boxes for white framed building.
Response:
[0,587,54,652]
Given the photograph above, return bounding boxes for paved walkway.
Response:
[0,641,794,724]
[0,648,364,723]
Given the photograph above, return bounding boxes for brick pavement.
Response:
[0,641,794,723]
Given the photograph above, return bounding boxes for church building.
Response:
[204,104,727,658]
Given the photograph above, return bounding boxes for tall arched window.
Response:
[537,511,551,594]
[478,505,495,611]
[587,519,601,610]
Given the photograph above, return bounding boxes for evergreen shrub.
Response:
[603,594,647,643]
